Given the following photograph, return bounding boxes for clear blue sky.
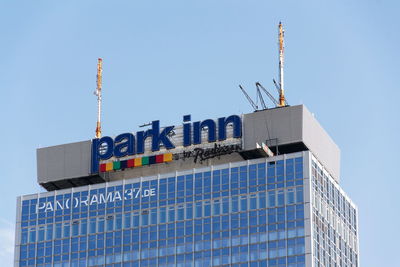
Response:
[0,1,399,266]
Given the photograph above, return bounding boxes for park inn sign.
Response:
[38,114,242,213]
[91,114,242,174]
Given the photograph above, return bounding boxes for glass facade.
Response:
[311,157,358,267]
[15,151,358,267]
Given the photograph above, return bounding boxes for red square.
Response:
[100,164,107,172]
[127,159,135,168]
[156,154,164,163]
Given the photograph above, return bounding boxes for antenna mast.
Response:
[94,58,103,138]
[278,22,286,107]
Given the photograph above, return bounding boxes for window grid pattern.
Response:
[311,158,359,267]
[18,157,306,267]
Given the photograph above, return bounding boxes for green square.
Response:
[142,157,149,165]
[113,161,121,170]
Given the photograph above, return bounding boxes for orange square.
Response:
[134,157,142,167]
[164,153,173,162]
[106,162,113,171]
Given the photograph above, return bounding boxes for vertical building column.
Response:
[303,151,314,267]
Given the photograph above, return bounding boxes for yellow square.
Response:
[134,157,142,167]
[106,162,113,171]
[164,153,173,162]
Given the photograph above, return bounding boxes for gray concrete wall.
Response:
[242,105,340,182]
[302,106,340,182]
[37,140,92,183]
[242,105,304,149]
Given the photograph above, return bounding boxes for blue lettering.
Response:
[90,115,242,173]
[183,115,191,147]
[136,130,150,154]
[91,136,114,173]
[149,120,175,151]
[193,119,216,145]
[218,115,242,141]
[114,133,135,158]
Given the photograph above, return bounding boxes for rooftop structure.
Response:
[37,105,340,191]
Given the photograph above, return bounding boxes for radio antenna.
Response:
[94,58,103,138]
[278,22,286,107]
[239,22,289,110]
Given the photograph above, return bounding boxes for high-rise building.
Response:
[14,105,359,267]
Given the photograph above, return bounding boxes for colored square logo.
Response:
[106,162,113,171]
[113,161,121,170]
[127,159,135,168]
[120,160,127,169]
[100,164,107,172]
[142,156,149,166]
[156,154,164,163]
[164,153,173,162]
[149,155,156,165]
[134,158,142,167]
